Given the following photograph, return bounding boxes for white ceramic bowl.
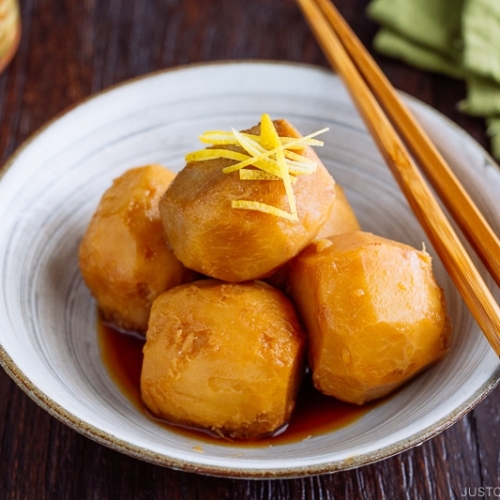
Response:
[1,61,499,478]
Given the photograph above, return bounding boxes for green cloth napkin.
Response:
[367,0,500,159]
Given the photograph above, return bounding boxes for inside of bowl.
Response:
[0,62,499,476]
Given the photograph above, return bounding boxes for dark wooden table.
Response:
[1,1,499,498]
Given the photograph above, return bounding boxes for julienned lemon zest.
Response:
[232,129,318,174]
[221,127,328,174]
[185,149,250,163]
[186,114,328,220]
[239,169,298,184]
[260,113,297,220]
[231,200,296,220]
[231,128,285,178]
[284,149,317,167]
[185,145,316,175]
[199,131,325,148]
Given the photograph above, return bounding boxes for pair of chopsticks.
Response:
[296,0,500,355]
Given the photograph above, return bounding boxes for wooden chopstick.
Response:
[312,0,500,291]
[296,0,500,355]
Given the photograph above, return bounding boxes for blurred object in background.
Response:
[0,0,20,74]
[367,0,500,160]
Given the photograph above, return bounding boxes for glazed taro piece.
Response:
[315,184,361,239]
[159,117,336,282]
[265,183,361,291]
[79,165,191,333]
[288,231,450,405]
[141,279,306,440]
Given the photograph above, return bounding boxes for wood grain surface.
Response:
[1,1,499,499]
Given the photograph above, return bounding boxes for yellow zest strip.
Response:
[222,127,329,174]
[231,128,283,177]
[284,159,318,175]
[186,115,328,220]
[184,147,317,175]
[280,136,325,148]
[199,131,325,148]
[284,149,317,166]
[197,132,239,145]
[239,169,298,183]
[231,132,312,176]
[261,113,297,220]
[199,131,261,145]
[231,200,296,221]
[185,149,251,163]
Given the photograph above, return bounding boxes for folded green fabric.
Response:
[367,0,500,159]
[487,117,500,157]
[463,0,500,83]
[370,29,466,79]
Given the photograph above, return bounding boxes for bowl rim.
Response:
[1,59,500,479]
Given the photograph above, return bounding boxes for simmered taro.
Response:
[288,231,450,405]
[79,165,192,332]
[141,279,306,439]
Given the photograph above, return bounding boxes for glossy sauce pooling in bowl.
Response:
[97,315,379,446]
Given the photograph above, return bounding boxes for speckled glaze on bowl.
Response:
[0,61,499,479]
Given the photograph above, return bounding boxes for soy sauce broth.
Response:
[97,316,378,446]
